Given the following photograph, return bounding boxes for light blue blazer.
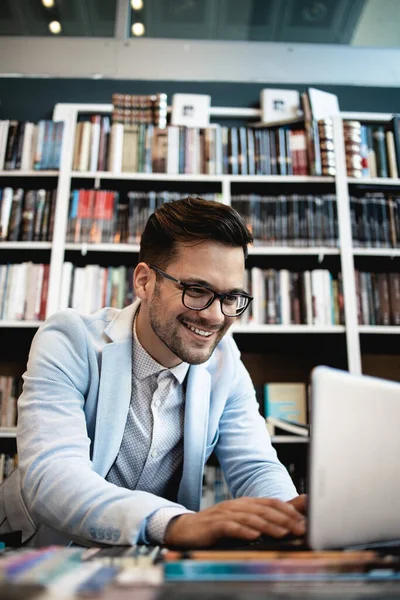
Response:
[2,300,297,546]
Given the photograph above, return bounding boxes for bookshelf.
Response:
[1,102,399,474]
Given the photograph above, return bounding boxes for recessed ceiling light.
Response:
[131,22,145,36]
[42,0,55,7]
[49,20,62,34]
[131,0,143,9]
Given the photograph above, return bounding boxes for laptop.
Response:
[208,366,400,553]
[308,365,400,550]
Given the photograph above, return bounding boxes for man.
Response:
[0,196,306,548]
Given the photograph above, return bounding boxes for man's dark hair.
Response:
[139,196,253,269]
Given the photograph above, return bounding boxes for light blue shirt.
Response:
[106,316,191,542]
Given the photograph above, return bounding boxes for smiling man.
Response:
[0,196,305,548]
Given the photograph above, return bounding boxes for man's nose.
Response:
[199,297,225,324]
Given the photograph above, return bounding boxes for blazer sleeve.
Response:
[214,339,298,501]
[17,310,188,546]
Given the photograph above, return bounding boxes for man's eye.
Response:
[186,287,208,298]
[224,295,238,306]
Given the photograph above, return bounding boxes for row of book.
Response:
[232,194,338,247]
[241,268,344,326]
[0,120,64,171]
[0,376,22,428]
[344,120,400,179]
[0,263,49,321]
[356,271,400,326]
[351,193,400,248]
[62,190,400,249]
[0,453,17,484]
[0,188,56,242]
[59,263,136,314]
[66,190,220,244]
[73,118,321,177]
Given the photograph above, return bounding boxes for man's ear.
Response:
[134,262,153,301]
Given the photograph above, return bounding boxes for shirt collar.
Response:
[132,315,189,384]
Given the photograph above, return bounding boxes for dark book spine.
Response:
[4,121,19,170]
[14,122,26,170]
[373,126,389,178]
[7,188,24,241]
[388,273,400,326]
[20,190,36,241]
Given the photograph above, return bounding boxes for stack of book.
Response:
[66,190,221,244]
[355,271,400,326]
[201,465,231,509]
[0,120,64,171]
[241,268,344,326]
[0,376,22,428]
[59,263,136,314]
[0,187,56,242]
[232,193,338,247]
[350,193,400,247]
[72,119,323,176]
[0,263,49,321]
[112,93,168,128]
[344,120,399,179]
[0,453,17,484]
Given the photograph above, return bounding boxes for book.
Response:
[307,88,340,121]
[390,115,400,177]
[264,382,307,424]
[266,416,310,437]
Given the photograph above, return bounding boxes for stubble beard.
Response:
[148,293,228,365]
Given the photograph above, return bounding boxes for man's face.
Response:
[140,240,245,366]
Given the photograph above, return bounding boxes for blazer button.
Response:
[112,528,121,542]
[89,526,97,539]
[97,527,105,540]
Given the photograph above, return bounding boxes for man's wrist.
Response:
[146,507,194,544]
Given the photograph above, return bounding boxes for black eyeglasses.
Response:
[149,265,253,318]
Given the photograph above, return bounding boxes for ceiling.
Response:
[0,0,399,47]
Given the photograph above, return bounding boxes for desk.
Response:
[2,546,400,599]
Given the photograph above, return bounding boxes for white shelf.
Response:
[228,175,334,183]
[271,436,309,444]
[0,321,43,328]
[71,171,334,184]
[71,171,224,182]
[353,248,400,257]
[64,243,339,256]
[0,242,52,250]
[348,177,400,186]
[249,246,339,256]
[341,112,393,122]
[0,427,17,438]
[232,325,345,334]
[0,170,59,177]
[65,243,140,253]
[358,326,400,334]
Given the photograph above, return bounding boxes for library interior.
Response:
[1,0,400,598]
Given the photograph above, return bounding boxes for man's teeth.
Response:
[185,323,213,337]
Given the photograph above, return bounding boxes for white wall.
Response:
[1,36,400,87]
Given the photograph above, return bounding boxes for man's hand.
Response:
[287,494,307,515]
[164,497,306,548]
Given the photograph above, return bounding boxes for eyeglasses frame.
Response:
[149,264,253,317]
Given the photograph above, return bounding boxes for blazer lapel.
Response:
[91,301,139,476]
[178,364,211,511]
